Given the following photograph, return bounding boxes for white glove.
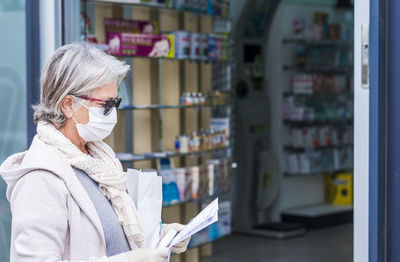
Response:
[160,223,191,254]
[124,248,169,262]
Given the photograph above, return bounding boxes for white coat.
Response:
[0,135,129,262]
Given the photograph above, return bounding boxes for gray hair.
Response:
[33,42,130,127]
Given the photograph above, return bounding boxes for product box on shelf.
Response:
[221,158,232,191]
[188,200,231,248]
[208,34,217,61]
[158,158,180,205]
[187,227,210,248]
[333,147,353,170]
[104,18,158,34]
[210,118,230,146]
[200,33,209,60]
[140,0,174,7]
[190,32,201,60]
[285,153,300,174]
[215,35,223,61]
[293,74,313,94]
[174,168,186,201]
[106,32,175,58]
[213,19,232,34]
[207,159,222,194]
[199,165,209,198]
[171,31,191,59]
[174,0,207,13]
[184,168,192,200]
[207,0,230,17]
[209,201,231,240]
[191,166,200,199]
[206,161,215,196]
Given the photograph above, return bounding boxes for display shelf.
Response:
[284,144,353,152]
[284,119,353,126]
[119,103,231,111]
[115,55,233,64]
[284,168,353,177]
[163,191,227,208]
[283,65,353,74]
[116,146,231,162]
[282,38,353,48]
[83,0,231,20]
[283,92,354,97]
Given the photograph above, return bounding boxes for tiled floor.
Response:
[201,223,353,262]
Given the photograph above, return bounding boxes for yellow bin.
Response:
[325,172,353,205]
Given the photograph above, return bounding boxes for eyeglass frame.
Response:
[74,95,122,116]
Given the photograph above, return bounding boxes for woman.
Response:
[0,43,189,261]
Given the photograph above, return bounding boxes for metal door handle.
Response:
[362,23,369,89]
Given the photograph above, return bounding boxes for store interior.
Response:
[0,0,354,261]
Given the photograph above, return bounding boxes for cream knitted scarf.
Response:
[36,121,144,249]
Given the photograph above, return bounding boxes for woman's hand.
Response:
[160,223,191,254]
[124,248,169,262]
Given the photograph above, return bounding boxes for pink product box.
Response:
[106,32,173,58]
[104,18,157,34]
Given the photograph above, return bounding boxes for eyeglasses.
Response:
[75,95,122,116]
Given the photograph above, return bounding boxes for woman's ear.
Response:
[60,95,75,118]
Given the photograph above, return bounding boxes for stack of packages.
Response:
[159,157,233,206]
[103,17,230,61]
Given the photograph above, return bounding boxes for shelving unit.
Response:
[116,146,231,162]
[119,103,231,110]
[84,0,230,19]
[284,119,353,126]
[74,1,234,261]
[276,6,354,229]
[284,144,353,152]
[282,65,353,74]
[282,38,353,47]
[284,168,353,178]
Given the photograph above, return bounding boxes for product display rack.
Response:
[119,103,231,110]
[116,145,231,162]
[283,144,353,152]
[282,65,353,74]
[284,119,353,126]
[163,189,229,208]
[279,8,354,229]
[114,54,234,64]
[283,91,353,97]
[282,38,353,47]
[284,168,353,178]
[77,1,234,261]
[84,0,231,19]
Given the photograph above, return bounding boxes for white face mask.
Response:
[72,99,117,142]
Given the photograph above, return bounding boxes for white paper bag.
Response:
[126,169,163,248]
